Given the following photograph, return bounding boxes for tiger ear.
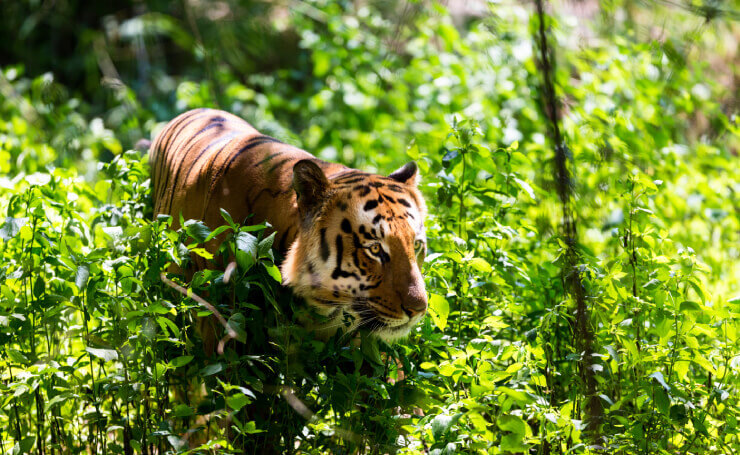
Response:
[388,161,419,186]
[293,160,330,214]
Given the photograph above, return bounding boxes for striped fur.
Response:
[150,108,427,341]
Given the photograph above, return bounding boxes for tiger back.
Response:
[149,108,428,341]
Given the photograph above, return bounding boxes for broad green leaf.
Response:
[235,231,258,271]
[469,257,492,274]
[173,404,194,417]
[500,433,528,453]
[258,232,276,258]
[431,413,462,440]
[263,262,282,282]
[428,293,450,331]
[219,208,236,228]
[513,177,535,199]
[6,348,29,365]
[75,264,90,290]
[497,415,526,436]
[19,436,36,454]
[169,356,194,368]
[184,219,211,243]
[204,224,232,242]
[201,363,225,376]
[226,393,251,411]
[679,301,702,313]
[190,247,213,260]
[45,393,74,412]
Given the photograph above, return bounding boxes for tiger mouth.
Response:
[305,296,416,337]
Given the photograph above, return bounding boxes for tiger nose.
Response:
[401,288,427,318]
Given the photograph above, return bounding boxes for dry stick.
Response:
[159,273,237,356]
[533,0,603,443]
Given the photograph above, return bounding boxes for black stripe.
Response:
[353,185,371,197]
[359,282,382,290]
[335,177,366,185]
[331,235,360,280]
[333,171,365,182]
[253,152,283,167]
[320,228,329,261]
[182,131,240,199]
[153,114,195,205]
[208,138,279,196]
[165,122,229,213]
[155,110,211,208]
[397,198,411,207]
[363,200,379,211]
[268,157,293,174]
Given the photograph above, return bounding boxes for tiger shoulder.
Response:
[149,108,428,341]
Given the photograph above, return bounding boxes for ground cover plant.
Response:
[1,0,739,453]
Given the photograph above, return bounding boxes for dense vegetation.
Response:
[1,0,738,453]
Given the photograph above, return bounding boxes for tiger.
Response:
[148,108,428,342]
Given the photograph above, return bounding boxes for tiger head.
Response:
[281,160,427,342]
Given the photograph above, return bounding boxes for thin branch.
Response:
[159,273,237,355]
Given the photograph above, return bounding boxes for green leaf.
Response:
[235,231,258,271]
[201,363,224,376]
[497,415,526,436]
[189,247,213,260]
[173,404,194,417]
[203,224,232,243]
[428,293,449,331]
[679,301,702,313]
[45,393,75,412]
[227,313,248,343]
[258,232,276,258]
[263,262,282,282]
[169,356,194,368]
[18,436,36,454]
[649,371,670,392]
[226,393,251,411]
[431,413,462,440]
[219,208,236,228]
[75,264,90,290]
[500,433,528,453]
[184,219,211,243]
[497,387,533,404]
[6,348,29,365]
[670,404,688,424]
[86,347,118,362]
[469,257,492,274]
[33,276,45,298]
[513,177,535,199]
[655,388,670,415]
[242,421,264,434]
[0,217,28,240]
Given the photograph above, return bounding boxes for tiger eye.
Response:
[414,240,424,251]
[369,243,382,254]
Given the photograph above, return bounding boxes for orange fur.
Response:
[150,108,428,342]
